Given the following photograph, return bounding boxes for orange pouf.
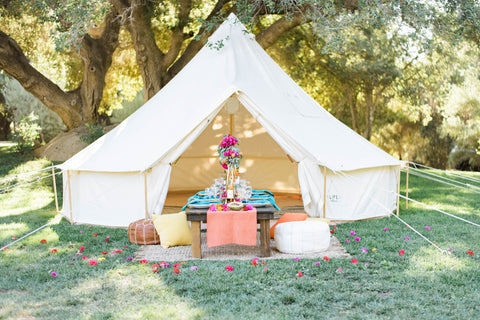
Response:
[128,219,160,245]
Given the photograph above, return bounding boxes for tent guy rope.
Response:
[391,214,447,254]
[0,215,62,251]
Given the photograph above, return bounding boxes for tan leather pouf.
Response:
[128,219,160,245]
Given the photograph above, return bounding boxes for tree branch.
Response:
[0,30,82,129]
[162,0,193,69]
[167,0,233,81]
[256,10,308,49]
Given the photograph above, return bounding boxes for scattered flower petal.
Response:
[372,248,377,252]
[350,231,356,236]
[354,237,360,242]
[293,257,301,261]
[323,256,330,261]
[40,239,47,243]
[315,261,321,266]
[425,226,431,230]
[79,231,83,234]
[297,270,303,277]
[79,246,85,252]
[82,256,89,260]
[351,259,358,264]
[399,250,405,255]
[173,263,180,268]
[51,271,57,277]
[140,259,149,264]
[467,251,474,256]
[93,233,97,237]
[225,265,234,271]
[361,247,368,253]
[89,259,98,266]
[252,260,258,266]
[98,257,106,262]
[246,204,254,210]
[173,268,180,274]
[125,257,133,261]
[190,266,198,270]
[383,227,389,231]
[102,251,108,255]
[337,268,343,272]
[330,229,335,234]
[264,266,268,271]
[404,237,410,240]
[345,239,350,243]
[49,248,58,253]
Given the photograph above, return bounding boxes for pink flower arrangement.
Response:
[218,134,242,170]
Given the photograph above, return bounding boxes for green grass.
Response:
[1,145,480,319]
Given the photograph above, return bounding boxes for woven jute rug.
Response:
[135,233,350,262]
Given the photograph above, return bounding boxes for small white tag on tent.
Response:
[328,194,341,202]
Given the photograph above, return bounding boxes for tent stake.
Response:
[405,164,409,209]
[144,172,149,219]
[323,166,327,218]
[396,167,401,216]
[67,170,73,224]
[51,165,59,214]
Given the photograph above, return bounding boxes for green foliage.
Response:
[2,77,66,142]
[9,113,41,154]
[79,123,105,144]
[449,150,480,171]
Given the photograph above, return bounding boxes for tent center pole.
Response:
[323,166,327,219]
[229,114,233,135]
[51,165,59,214]
[67,170,73,224]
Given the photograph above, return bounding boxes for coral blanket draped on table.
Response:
[206,208,257,248]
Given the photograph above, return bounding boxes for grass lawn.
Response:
[1,144,479,319]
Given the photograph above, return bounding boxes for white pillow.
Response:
[274,221,330,254]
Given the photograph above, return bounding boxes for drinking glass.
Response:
[244,186,252,200]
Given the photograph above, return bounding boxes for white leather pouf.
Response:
[274,221,331,254]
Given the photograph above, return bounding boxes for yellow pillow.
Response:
[152,212,192,248]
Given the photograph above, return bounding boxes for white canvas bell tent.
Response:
[58,13,402,227]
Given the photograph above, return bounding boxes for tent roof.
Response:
[59,13,400,173]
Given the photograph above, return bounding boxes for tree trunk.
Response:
[363,84,374,140]
[346,86,360,134]
[0,9,121,130]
